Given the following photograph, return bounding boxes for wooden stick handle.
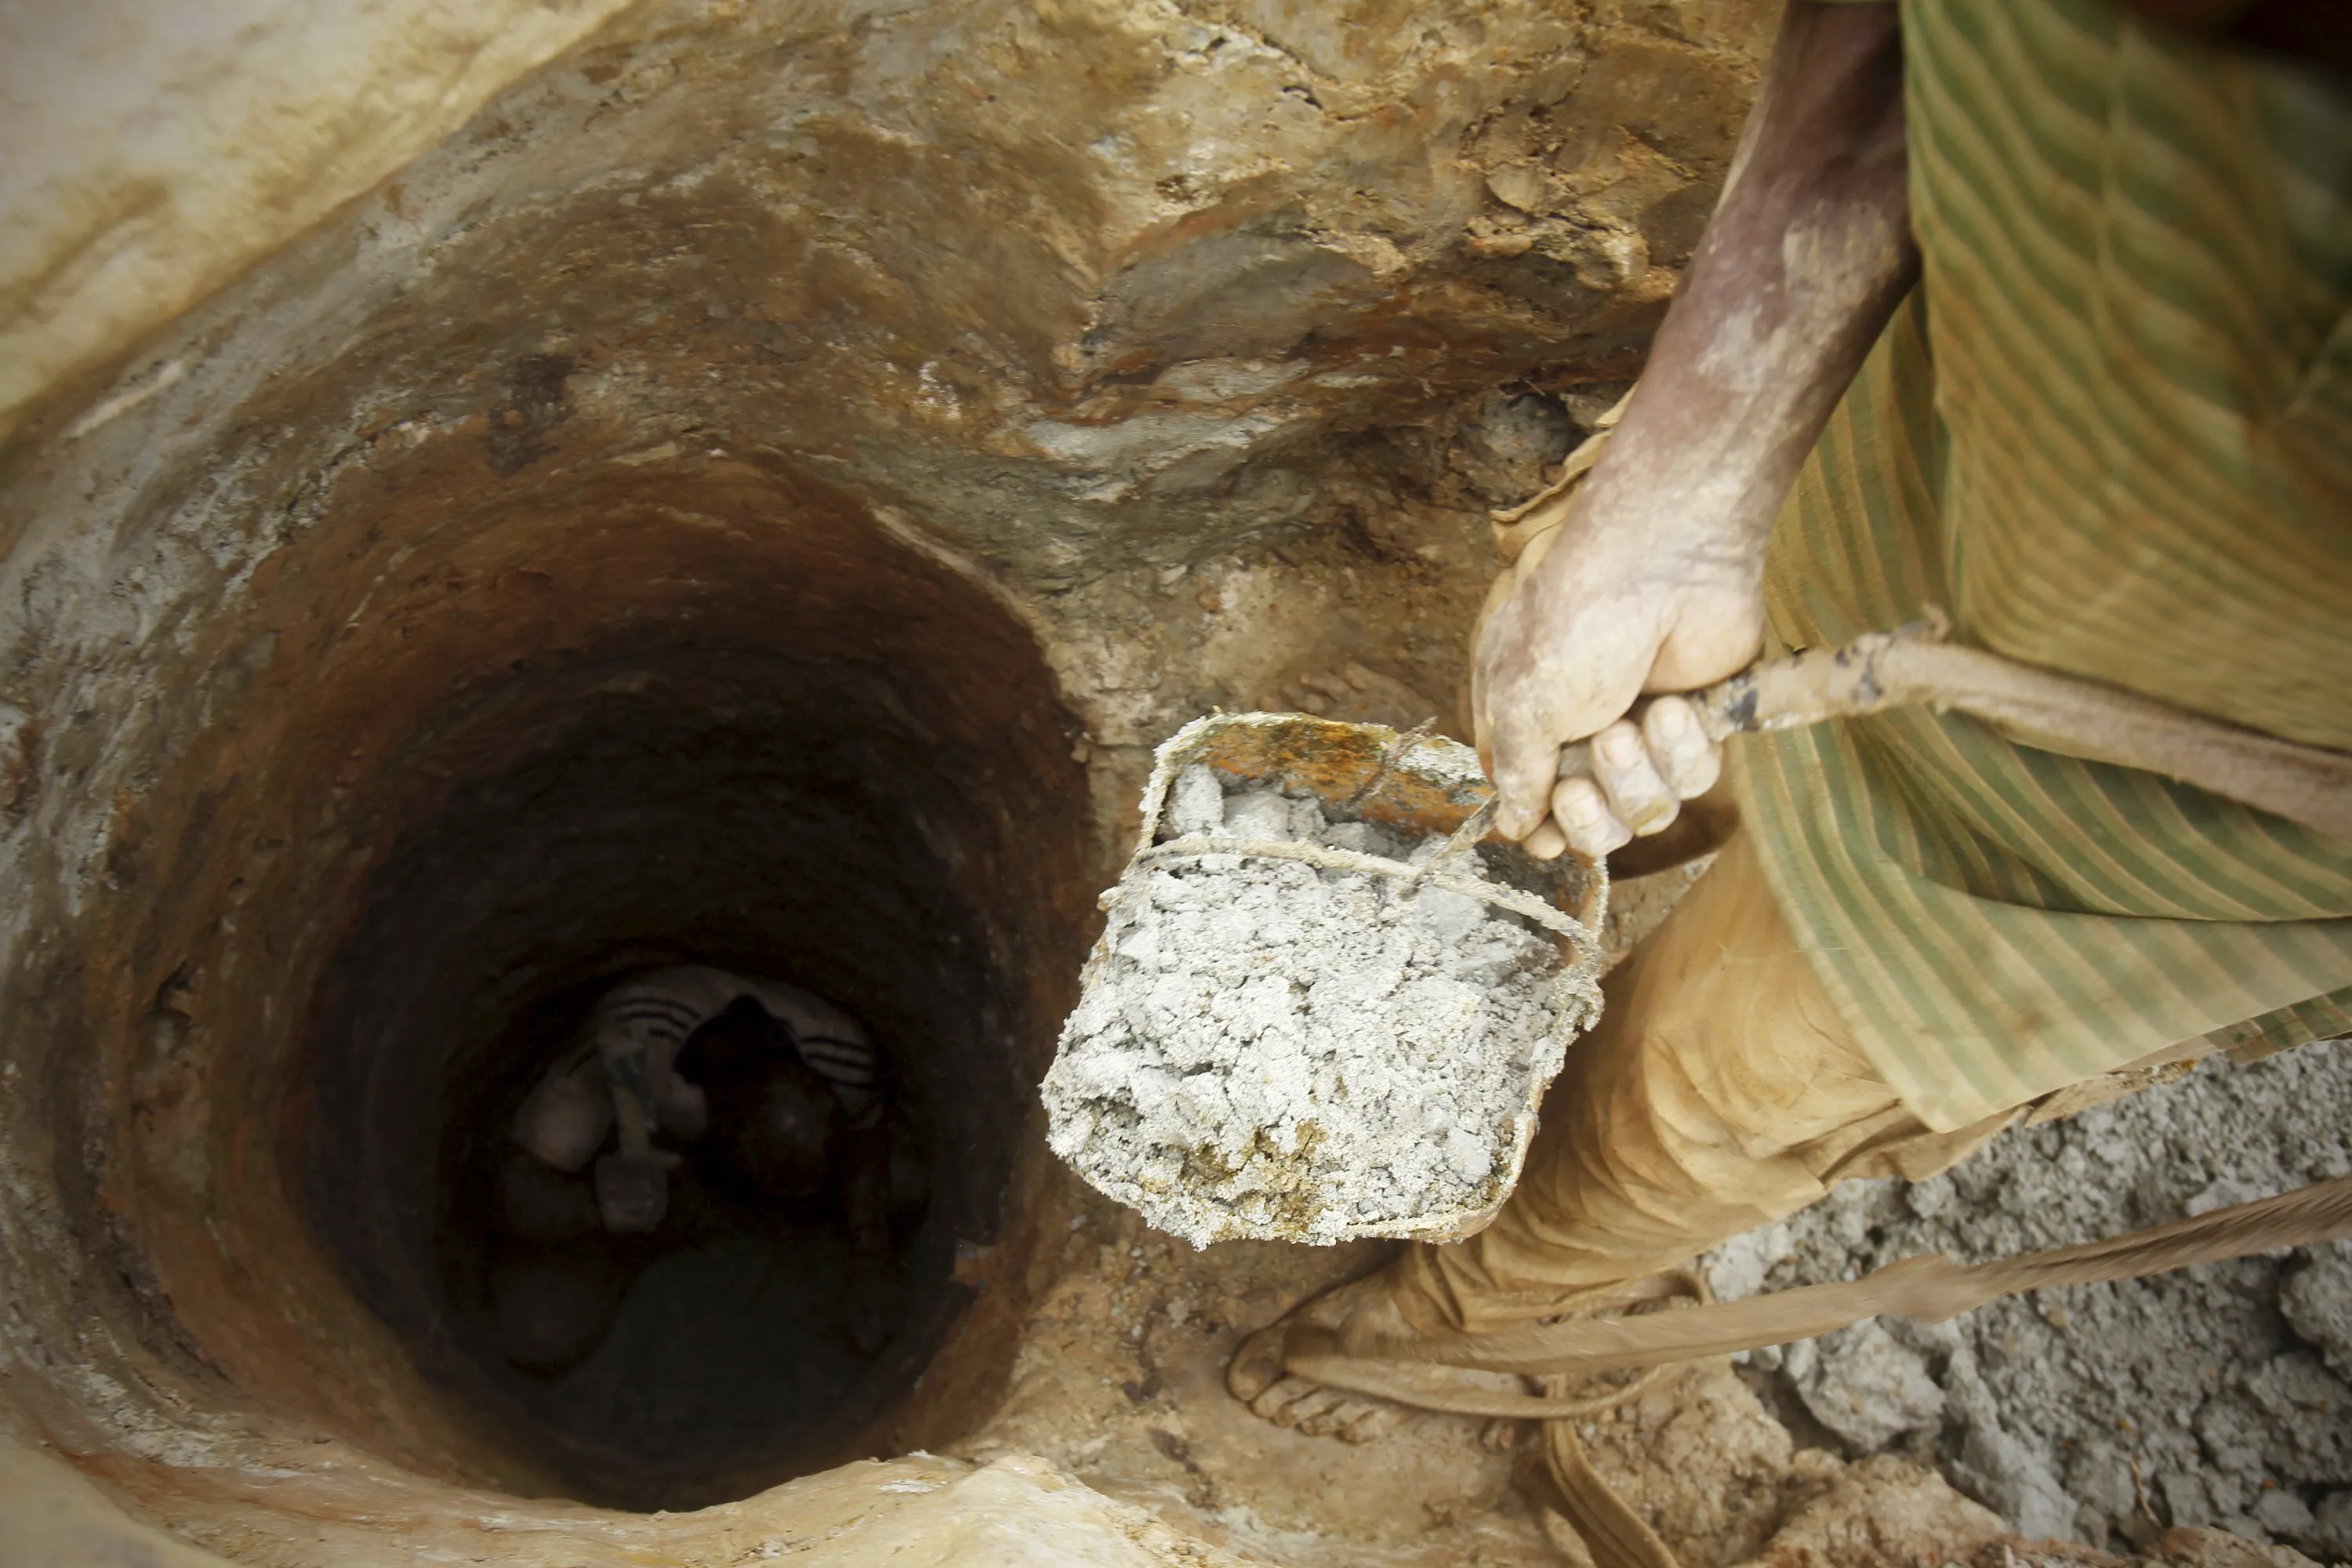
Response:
[1557,620,2352,840]
[1343,1174,2352,1380]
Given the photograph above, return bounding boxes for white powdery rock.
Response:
[1044,764,1595,1246]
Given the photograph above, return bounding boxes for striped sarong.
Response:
[1730,0,2352,1132]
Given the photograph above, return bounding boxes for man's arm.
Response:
[1475,1,1917,859]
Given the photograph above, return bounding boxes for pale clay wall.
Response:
[0,0,644,441]
[0,0,1777,1561]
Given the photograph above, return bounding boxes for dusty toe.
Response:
[1339,1402,1406,1444]
[1480,1416,1526,1450]
[1227,1321,1290,1403]
[1296,1395,1392,1439]
[1228,1269,1418,1442]
[1249,1374,1341,1428]
[1228,1271,1389,1401]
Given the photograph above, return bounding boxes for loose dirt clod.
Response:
[1044,763,1595,1247]
[1706,1039,2352,1559]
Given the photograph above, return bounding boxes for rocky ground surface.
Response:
[1704,1040,2352,1565]
[958,1164,2339,1568]
[968,855,2348,1568]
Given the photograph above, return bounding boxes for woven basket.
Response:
[1049,710,1610,1244]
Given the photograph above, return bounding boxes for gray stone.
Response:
[2246,1352,2352,1486]
[2063,1439,2139,1520]
[1795,1319,1945,1453]
[1700,1221,1793,1302]
[1742,1042,2352,1560]
[2250,1488,2316,1545]
[2281,1244,2352,1383]
[1954,1423,2082,1543]
[2189,1177,2278,1218]
[2309,1492,2352,1562]
[2167,1472,2221,1530]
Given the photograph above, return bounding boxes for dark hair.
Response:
[676,997,841,1199]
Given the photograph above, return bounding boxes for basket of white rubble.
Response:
[1042,711,1607,1247]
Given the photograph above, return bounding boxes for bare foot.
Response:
[1226,1270,1420,1443]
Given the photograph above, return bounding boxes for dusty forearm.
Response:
[1472,2,1916,848]
[1574,2,1916,564]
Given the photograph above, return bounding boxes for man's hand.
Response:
[1474,500,1759,859]
[1467,0,1916,859]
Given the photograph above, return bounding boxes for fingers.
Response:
[1532,697,1723,862]
[1643,695,1721,800]
[1548,776,1629,861]
[1590,720,1678,836]
[1486,708,1569,844]
[1475,608,1679,844]
[1474,582,1624,843]
[1470,538,1748,853]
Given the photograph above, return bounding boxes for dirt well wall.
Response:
[0,0,1776,1558]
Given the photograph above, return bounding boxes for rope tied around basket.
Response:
[1120,800,1601,970]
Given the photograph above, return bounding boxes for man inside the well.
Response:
[1232,0,2352,1439]
[491,967,899,1374]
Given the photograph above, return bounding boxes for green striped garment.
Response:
[1730,0,2352,1132]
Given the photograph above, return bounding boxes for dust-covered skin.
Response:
[1472,2,1919,860]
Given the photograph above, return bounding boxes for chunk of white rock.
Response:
[1443,1127,1492,1185]
[1164,763,1225,837]
[1221,786,1299,841]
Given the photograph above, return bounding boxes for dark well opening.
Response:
[288,468,1091,1509]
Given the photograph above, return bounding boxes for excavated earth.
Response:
[1703,1038,2352,1563]
[961,889,2352,1568]
[1,1,2340,1564]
